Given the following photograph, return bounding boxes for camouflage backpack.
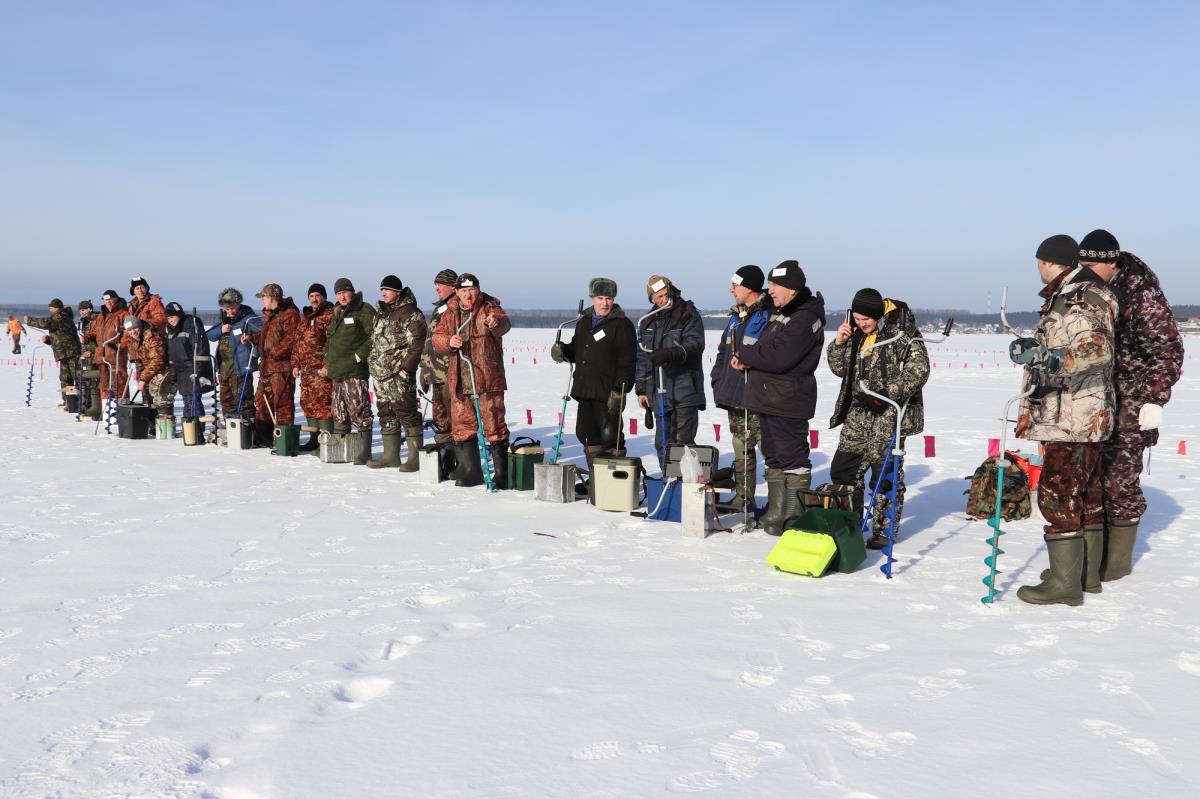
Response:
[964,454,1032,521]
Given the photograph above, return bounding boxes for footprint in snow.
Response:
[739,650,782,688]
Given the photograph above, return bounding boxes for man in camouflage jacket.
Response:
[367,275,427,470]
[1011,234,1118,606]
[247,283,300,444]
[1076,229,1184,583]
[827,290,929,549]
[128,277,166,332]
[289,283,335,450]
[26,299,83,407]
[122,316,171,416]
[419,269,458,447]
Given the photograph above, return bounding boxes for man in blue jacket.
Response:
[635,275,706,459]
[164,302,214,419]
[735,260,826,535]
[711,265,772,518]
[206,287,261,425]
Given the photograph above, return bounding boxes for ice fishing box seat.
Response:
[643,476,682,522]
[771,507,866,575]
[665,444,718,482]
[115,403,156,440]
[420,442,450,485]
[767,530,839,577]
[182,417,204,446]
[534,461,578,503]
[273,424,300,456]
[319,430,358,463]
[592,455,642,512]
[225,417,254,450]
[507,437,544,491]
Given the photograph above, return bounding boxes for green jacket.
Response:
[27,307,82,363]
[324,292,375,380]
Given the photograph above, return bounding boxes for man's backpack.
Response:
[964,454,1032,522]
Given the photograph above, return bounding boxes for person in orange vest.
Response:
[7,314,26,354]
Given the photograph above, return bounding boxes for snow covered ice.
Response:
[1,332,1198,798]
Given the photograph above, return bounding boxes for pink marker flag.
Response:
[713,423,721,442]
[809,429,819,449]
[630,417,637,435]
[525,409,533,424]
[924,435,936,457]
[987,438,1000,458]
[1179,440,1188,456]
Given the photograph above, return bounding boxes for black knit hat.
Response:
[164,301,185,317]
[78,299,93,310]
[129,276,149,294]
[48,298,64,309]
[731,265,764,293]
[380,274,403,292]
[434,268,459,287]
[851,288,885,320]
[307,283,327,298]
[1078,229,1120,262]
[455,273,480,289]
[767,260,806,291]
[102,289,120,301]
[1035,234,1078,267]
[333,277,355,293]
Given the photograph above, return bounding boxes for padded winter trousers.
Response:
[298,368,333,420]
[451,389,509,444]
[759,414,811,471]
[829,443,905,537]
[1039,442,1104,539]
[254,371,296,425]
[332,377,373,431]
[1102,444,1147,521]
[375,375,421,434]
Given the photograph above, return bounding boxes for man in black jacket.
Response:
[735,260,826,535]
[164,302,214,419]
[552,277,637,472]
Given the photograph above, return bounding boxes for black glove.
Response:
[644,406,654,430]
[550,342,566,363]
[649,347,677,367]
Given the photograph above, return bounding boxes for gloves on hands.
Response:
[1138,403,1163,431]
[550,342,566,363]
[649,347,678,367]
[1008,337,1064,374]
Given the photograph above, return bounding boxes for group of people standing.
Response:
[1010,229,1183,606]
[21,234,1183,592]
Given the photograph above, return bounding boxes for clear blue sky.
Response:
[2,1,1196,311]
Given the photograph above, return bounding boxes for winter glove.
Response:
[606,389,625,419]
[1008,338,1064,374]
[644,406,654,430]
[1138,403,1163,431]
[649,347,679,367]
[550,342,566,363]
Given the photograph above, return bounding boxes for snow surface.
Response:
[1,332,1198,799]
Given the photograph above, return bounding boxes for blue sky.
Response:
[1,1,1197,311]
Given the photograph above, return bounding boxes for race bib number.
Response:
[232,328,242,336]
[593,329,606,342]
[343,318,355,325]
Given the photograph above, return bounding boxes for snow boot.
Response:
[299,419,325,452]
[781,469,809,529]
[397,427,422,473]
[352,430,371,465]
[1101,518,1138,582]
[455,441,484,487]
[439,441,459,481]
[1017,536,1085,606]
[758,469,788,536]
[1046,526,1105,592]
[368,432,402,468]
[579,445,605,500]
[489,439,509,489]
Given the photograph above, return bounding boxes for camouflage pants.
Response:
[728,408,761,499]
[1038,442,1104,539]
[1102,445,1147,521]
[97,357,128,401]
[298,369,333,420]
[374,375,421,434]
[219,368,254,419]
[332,377,373,431]
[829,443,905,537]
[429,381,453,444]
[57,359,76,390]
[147,372,174,415]
[254,371,296,425]
[451,390,509,444]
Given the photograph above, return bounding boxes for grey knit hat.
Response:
[217,287,243,308]
[434,268,459,287]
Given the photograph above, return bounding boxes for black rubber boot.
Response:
[580,445,605,501]
[368,432,402,468]
[398,427,422,473]
[439,442,458,482]
[1018,536,1085,606]
[1101,519,1138,582]
[782,469,810,529]
[298,419,324,452]
[455,441,484,487]
[489,440,509,489]
[253,419,274,448]
[758,469,788,536]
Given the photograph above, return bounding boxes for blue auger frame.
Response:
[457,310,496,492]
[636,297,674,472]
[858,316,954,579]
[549,300,587,464]
[983,288,1036,604]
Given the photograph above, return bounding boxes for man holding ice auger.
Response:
[26,299,82,410]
